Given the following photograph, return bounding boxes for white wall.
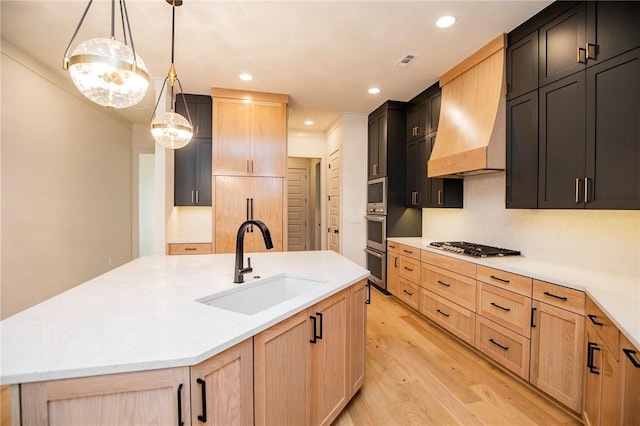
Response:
[326,114,368,267]
[422,172,640,280]
[1,43,134,318]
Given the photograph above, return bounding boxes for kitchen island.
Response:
[1,250,370,425]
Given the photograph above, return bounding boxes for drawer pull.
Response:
[490,275,510,283]
[403,267,414,272]
[437,280,451,287]
[436,309,450,318]
[490,302,511,312]
[543,291,567,301]
[588,314,604,326]
[185,247,197,251]
[489,338,509,351]
[403,249,414,254]
[403,289,413,296]
[623,349,640,369]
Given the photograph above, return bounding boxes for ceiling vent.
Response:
[396,53,418,67]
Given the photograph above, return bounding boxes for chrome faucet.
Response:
[234,220,273,283]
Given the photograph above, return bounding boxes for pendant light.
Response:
[63,0,150,109]
[150,0,193,150]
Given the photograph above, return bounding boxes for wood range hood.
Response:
[428,34,507,178]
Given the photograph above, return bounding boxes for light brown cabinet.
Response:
[253,281,366,426]
[212,91,288,178]
[20,367,190,426]
[420,289,475,345]
[191,338,254,426]
[213,176,283,253]
[386,249,400,296]
[168,242,213,255]
[620,335,640,425]
[530,299,584,412]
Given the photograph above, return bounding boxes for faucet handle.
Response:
[247,257,251,269]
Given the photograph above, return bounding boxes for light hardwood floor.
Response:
[333,289,581,426]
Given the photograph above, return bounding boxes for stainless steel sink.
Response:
[197,274,327,315]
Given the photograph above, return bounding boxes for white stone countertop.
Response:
[0,251,369,385]
[389,237,640,350]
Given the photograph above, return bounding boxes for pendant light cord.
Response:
[62,0,94,68]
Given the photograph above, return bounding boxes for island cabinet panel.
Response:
[620,335,640,425]
[191,338,253,426]
[309,289,349,426]
[213,176,283,253]
[20,367,191,426]
[530,300,584,413]
[254,310,309,426]
[348,280,368,396]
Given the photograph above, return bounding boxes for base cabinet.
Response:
[191,338,254,426]
[620,335,640,424]
[254,281,366,426]
[20,367,191,426]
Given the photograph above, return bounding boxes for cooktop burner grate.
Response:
[429,241,521,257]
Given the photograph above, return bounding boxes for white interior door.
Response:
[328,150,340,253]
[287,166,309,251]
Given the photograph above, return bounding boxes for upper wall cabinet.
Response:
[174,94,212,206]
[367,101,405,180]
[507,1,640,210]
[538,1,640,87]
[507,31,539,100]
[211,89,288,178]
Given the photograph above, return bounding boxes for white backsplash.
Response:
[167,206,213,243]
[422,172,640,279]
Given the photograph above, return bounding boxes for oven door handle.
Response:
[366,249,384,259]
[366,216,385,222]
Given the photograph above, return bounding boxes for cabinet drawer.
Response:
[476,265,532,297]
[477,283,532,338]
[475,316,530,380]
[421,264,476,311]
[420,289,475,345]
[421,250,476,278]
[585,296,620,359]
[397,243,421,261]
[167,243,213,255]
[533,280,585,315]
[396,278,420,311]
[398,256,420,283]
[387,240,400,253]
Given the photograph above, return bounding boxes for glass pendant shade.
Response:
[151,111,193,149]
[68,37,150,109]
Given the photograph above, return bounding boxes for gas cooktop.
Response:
[429,241,521,257]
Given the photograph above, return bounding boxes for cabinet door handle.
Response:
[587,342,600,375]
[246,198,250,221]
[309,315,318,344]
[489,275,510,283]
[577,46,587,64]
[250,198,254,232]
[316,312,323,340]
[531,307,537,328]
[623,349,640,368]
[247,159,250,174]
[543,291,568,301]
[366,282,371,305]
[436,309,450,318]
[394,257,399,268]
[191,190,195,204]
[490,302,511,312]
[437,190,443,205]
[195,190,199,204]
[575,177,581,203]
[588,314,604,326]
[373,164,378,175]
[197,378,207,422]
[403,266,413,272]
[177,383,185,426]
[411,191,419,205]
[586,43,596,60]
[584,177,590,203]
[437,280,451,287]
[403,289,413,296]
[489,338,509,351]
[251,160,254,173]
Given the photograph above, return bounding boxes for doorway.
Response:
[287,157,322,251]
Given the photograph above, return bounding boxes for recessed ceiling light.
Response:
[436,16,456,28]
[304,120,314,126]
[239,73,253,81]
[368,87,381,94]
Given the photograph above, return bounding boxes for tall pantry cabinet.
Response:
[211,88,289,253]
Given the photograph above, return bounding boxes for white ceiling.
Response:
[1,0,551,131]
